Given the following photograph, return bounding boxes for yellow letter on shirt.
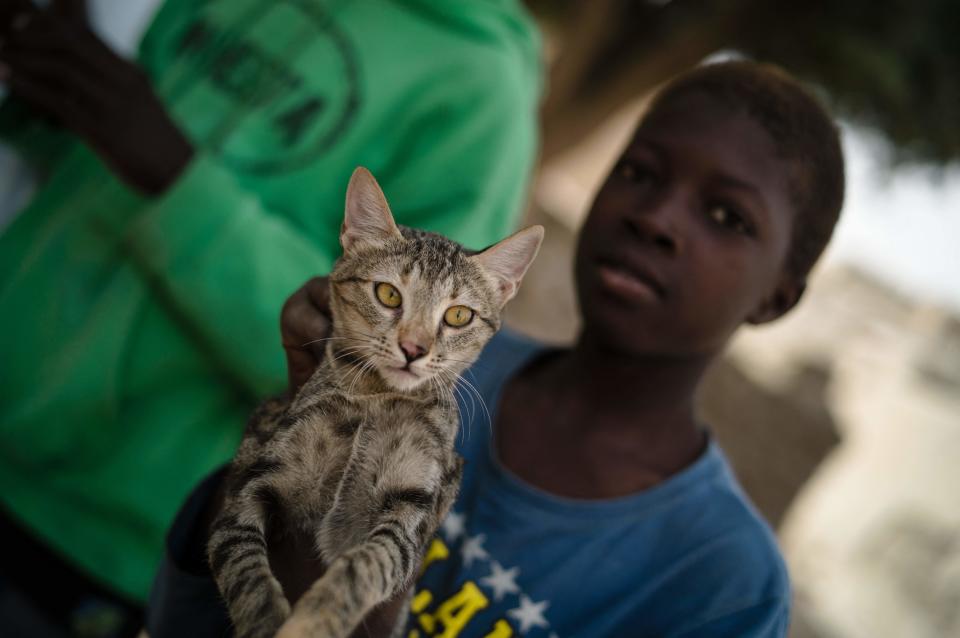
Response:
[417,581,489,638]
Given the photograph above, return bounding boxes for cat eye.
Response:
[443,305,474,328]
[375,282,402,308]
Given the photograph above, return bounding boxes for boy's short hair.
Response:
[647,61,845,279]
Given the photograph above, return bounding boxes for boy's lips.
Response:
[595,257,667,302]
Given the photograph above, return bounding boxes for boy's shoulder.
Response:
[673,446,789,583]
[643,452,790,634]
[616,441,792,634]
[584,440,791,634]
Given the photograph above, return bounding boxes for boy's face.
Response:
[575,91,803,358]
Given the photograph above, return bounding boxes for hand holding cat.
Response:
[0,0,194,195]
[281,275,333,396]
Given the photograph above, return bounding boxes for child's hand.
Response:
[0,0,194,195]
[281,276,333,396]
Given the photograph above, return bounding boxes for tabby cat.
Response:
[207,167,543,638]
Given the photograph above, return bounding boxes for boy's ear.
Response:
[471,225,545,307]
[746,276,806,325]
[341,167,403,252]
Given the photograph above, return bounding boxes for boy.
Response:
[147,60,844,637]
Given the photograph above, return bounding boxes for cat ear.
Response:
[341,167,403,252]
[471,225,544,307]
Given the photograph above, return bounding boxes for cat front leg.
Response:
[207,489,290,638]
[277,497,435,638]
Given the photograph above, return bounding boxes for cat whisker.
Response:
[443,380,458,411]
[429,376,459,432]
[442,367,477,437]
[343,359,366,395]
[298,336,367,347]
[335,327,382,342]
[336,354,371,395]
[436,368,473,446]
[437,357,495,373]
[328,352,375,377]
[330,346,375,363]
[455,373,491,437]
[347,357,378,395]
[431,370,459,444]
[444,384,464,445]
[452,381,471,447]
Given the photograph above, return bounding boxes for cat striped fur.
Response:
[207,168,542,638]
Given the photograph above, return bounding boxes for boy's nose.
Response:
[625,206,680,255]
[399,341,428,363]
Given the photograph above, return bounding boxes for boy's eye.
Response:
[443,305,474,328]
[375,282,402,308]
[616,159,656,184]
[708,204,753,236]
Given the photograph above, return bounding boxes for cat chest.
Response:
[270,402,456,476]
[266,404,457,521]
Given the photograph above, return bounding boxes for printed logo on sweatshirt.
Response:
[171,0,361,174]
[405,510,559,638]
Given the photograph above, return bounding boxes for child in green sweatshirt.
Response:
[0,0,541,630]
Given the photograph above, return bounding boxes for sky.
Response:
[824,126,960,313]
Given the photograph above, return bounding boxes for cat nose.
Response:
[399,341,428,363]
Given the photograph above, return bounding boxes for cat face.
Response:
[328,168,543,393]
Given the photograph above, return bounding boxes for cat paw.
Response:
[274,616,306,638]
[276,610,347,638]
[233,598,291,638]
[275,614,320,638]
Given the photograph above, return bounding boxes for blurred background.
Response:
[4,1,959,637]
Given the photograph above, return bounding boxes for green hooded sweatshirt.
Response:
[0,0,540,602]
